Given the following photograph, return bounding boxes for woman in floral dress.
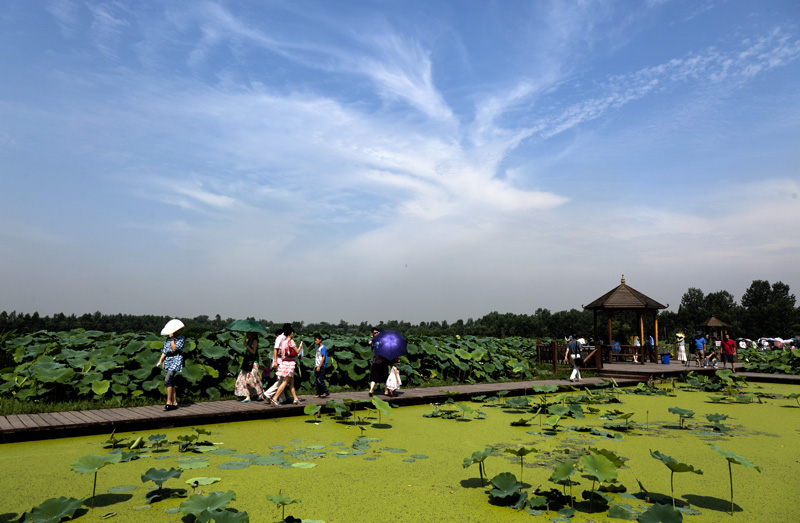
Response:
[234,332,264,402]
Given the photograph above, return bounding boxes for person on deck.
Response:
[156,319,185,411]
[720,333,737,372]
[563,335,582,382]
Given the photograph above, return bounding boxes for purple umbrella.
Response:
[372,330,408,360]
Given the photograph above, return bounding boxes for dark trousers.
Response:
[314,367,328,395]
[645,344,656,363]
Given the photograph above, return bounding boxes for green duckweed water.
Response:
[1,383,799,522]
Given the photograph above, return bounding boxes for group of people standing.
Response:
[675,332,737,371]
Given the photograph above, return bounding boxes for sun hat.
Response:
[676,332,685,339]
[161,319,185,336]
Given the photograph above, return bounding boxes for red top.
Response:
[721,338,736,355]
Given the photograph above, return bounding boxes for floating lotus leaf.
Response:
[251,455,288,466]
[185,477,221,486]
[22,496,83,523]
[637,503,683,523]
[217,461,250,470]
[505,396,529,408]
[179,490,236,519]
[607,504,639,520]
[179,461,209,470]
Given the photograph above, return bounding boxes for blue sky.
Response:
[1,0,799,324]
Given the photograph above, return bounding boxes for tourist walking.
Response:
[234,332,264,402]
[269,326,302,406]
[156,319,185,411]
[721,333,737,372]
[313,334,329,398]
[386,358,401,396]
[564,335,582,382]
[693,332,706,367]
[368,327,390,396]
[261,325,289,403]
[676,333,687,366]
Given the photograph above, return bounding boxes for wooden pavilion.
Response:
[583,276,668,362]
[699,316,731,338]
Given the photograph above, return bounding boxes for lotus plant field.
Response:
[1,330,547,403]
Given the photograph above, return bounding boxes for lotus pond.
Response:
[2,379,799,523]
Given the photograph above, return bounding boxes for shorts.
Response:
[721,353,735,363]
[164,369,179,387]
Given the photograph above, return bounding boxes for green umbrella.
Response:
[224,319,269,334]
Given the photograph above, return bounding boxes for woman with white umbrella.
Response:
[156,319,185,411]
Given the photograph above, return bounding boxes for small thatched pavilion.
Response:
[699,316,731,338]
[583,276,668,350]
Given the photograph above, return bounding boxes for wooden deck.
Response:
[1,362,794,443]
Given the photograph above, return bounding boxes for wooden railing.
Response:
[536,340,603,374]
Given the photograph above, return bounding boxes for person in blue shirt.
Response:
[157,319,185,411]
[313,334,329,398]
[693,332,706,367]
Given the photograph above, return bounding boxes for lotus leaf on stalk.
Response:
[503,446,537,482]
[707,443,762,516]
[649,450,703,508]
[371,397,393,424]
[667,407,694,429]
[463,447,494,486]
[70,453,122,508]
[549,459,579,505]
[580,453,618,509]
[267,491,300,521]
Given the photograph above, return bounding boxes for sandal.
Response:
[240,398,251,403]
[293,400,300,405]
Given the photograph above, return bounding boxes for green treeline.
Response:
[1,280,797,341]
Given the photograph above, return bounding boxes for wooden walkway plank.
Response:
[51,411,84,427]
[38,412,68,427]
[17,414,50,429]
[0,416,16,431]
[4,416,29,430]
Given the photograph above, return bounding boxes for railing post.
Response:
[551,340,558,376]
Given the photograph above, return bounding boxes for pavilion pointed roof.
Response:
[699,316,730,327]
[583,276,667,310]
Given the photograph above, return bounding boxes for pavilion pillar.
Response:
[654,313,659,348]
[606,313,613,354]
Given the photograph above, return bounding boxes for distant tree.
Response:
[740,280,797,337]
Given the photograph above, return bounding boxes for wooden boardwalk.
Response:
[1,362,793,443]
